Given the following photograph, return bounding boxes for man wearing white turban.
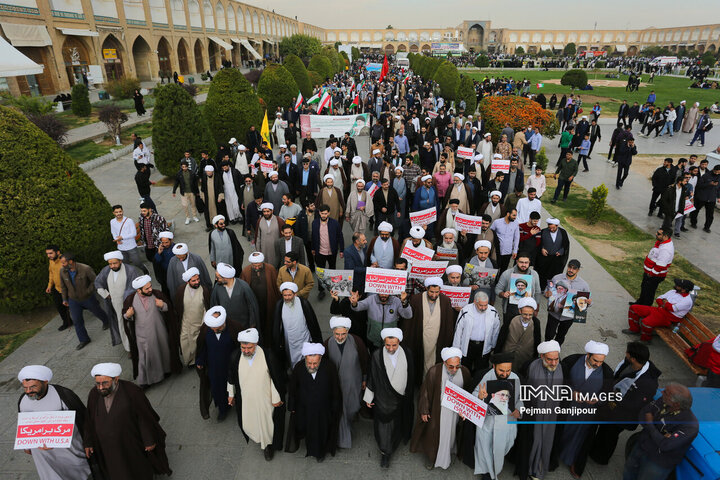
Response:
[122,275,181,387]
[323,317,369,449]
[228,328,286,460]
[555,341,613,478]
[314,174,345,224]
[208,214,245,273]
[17,365,91,480]
[495,297,541,371]
[272,282,323,368]
[211,263,259,331]
[286,342,342,462]
[364,328,415,468]
[255,201,286,269]
[174,266,210,367]
[95,251,142,351]
[200,161,227,231]
[166,243,212,301]
[410,347,471,470]
[263,170,290,214]
[514,340,564,480]
[346,177,374,236]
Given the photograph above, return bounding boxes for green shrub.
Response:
[0,92,56,115]
[586,183,608,224]
[106,77,141,99]
[153,83,215,176]
[456,75,476,114]
[319,46,340,74]
[700,52,716,67]
[308,54,333,81]
[433,61,460,100]
[535,146,549,171]
[98,105,128,138]
[474,55,489,68]
[308,70,323,87]
[0,106,114,313]
[561,69,588,89]
[71,84,91,117]
[515,46,525,55]
[283,54,313,98]
[204,68,255,147]
[351,46,360,61]
[257,64,299,120]
[279,34,322,60]
[563,43,577,56]
[237,91,264,142]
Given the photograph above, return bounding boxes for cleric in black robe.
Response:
[534,219,570,289]
[84,362,172,479]
[284,342,342,462]
[363,327,415,468]
[271,284,323,369]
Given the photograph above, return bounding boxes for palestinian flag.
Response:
[536,83,544,88]
[348,94,360,110]
[318,91,332,112]
[307,92,321,104]
[294,92,304,111]
[402,72,411,84]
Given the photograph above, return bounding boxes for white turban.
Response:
[490,190,502,199]
[203,306,226,327]
[352,156,362,165]
[445,265,463,275]
[474,240,492,250]
[103,251,123,261]
[453,173,465,181]
[424,277,443,288]
[537,340,561,355]
[441,228,457,238]
[204,165,215,172]
[377,221,393,233]
[212,215,225,225]
[372,149,381,154]
[381,327,403,341]
[493,153,503,159]
[323,174,334,182]
[229,137,237,144]
[249,252,265,263]
[518,297,537,311]
[484,132,491,138]
[269,170,279,178]
[333,147,342,153]
[91,363,122,378]
[18,365,53,382]
[329,316,352,330]
[158,231,174,239]
[329,159,340,167]
[260,202,274,211]
[238,144,247,151]
[182,267,200,282]
[546,218,560,225]
[410,226,425,239]
[216,263,236,278]
[421,174,432,182]
[474,154,484,161]
[279,144,287,149]
[172,243,189,255]
[394,166,404,173]
[302,342,325,356]
[280,281,298,293]
[237,328,259,344]
[355,178,366,186]
[132,274,152,290]
[441,347,463,362]
[585,340,609,356]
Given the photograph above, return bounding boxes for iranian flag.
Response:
[307,91,321,104]
[317,91,332,112]
[402,72,411,84]
[349,79,356,92]
[294,92,304,111]
[536,83,544,88]
[348,94,360,110]
[367,183,380,197]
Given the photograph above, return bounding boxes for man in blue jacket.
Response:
[343,232,368,291]
[311,204,344,299]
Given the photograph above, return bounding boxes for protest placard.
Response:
[260,159,274,173]
[409,260,448,280]
[491,159,510,174]
[410,207,437,226]
[441,381,487,428]
[562,290,591,323]
[454,212,484,234]
[456,146,474,159]
[463,264,498,289]
[435,246,458,261]
[401,243,435,262]
[316,268,353,297]
[365,268,407,295]
[509,273,533,305]
[440,285,472,308]
[15,411,75,450]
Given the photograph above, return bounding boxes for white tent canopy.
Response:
[0,35,43,77]
[56,27,98,37]
[615,44,627,52]
[541,44,552,51]
[1,22,52,47]
[208,36,233,50]
[240,39,262,60]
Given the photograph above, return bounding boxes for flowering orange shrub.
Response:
[478,96,558,143]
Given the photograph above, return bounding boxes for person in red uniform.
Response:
[624,279,694,343]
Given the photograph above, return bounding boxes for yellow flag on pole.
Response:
[261,110,271,148]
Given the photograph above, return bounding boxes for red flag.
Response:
[379,54,389,82]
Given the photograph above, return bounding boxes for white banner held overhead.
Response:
[299,113,370,138]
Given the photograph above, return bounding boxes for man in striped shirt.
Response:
[632,227,674,306]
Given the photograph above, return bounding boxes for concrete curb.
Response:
[79,137,152,172]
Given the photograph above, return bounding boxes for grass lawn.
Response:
[56,95,156,131]
[542,177,720,332]
[465,69,720,116]
[64,122,153,164]
[0,328,40,362]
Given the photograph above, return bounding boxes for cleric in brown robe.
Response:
[240,252,280,343]
[495,297,542,371]
[122,275,182,383]
[403,277,456,385]
[410,347,471,469]
[84,362,172,480]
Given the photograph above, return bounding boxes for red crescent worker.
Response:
[624,279,694,343]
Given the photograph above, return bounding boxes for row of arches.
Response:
[325,30,458,43]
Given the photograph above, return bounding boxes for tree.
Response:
[0,106,114,313]
[515,46,525,55]
[561,69,588,89]
[456,75,477,114]
[204,68,254,148]
[308,70,323,87]
[320,46,340,73]
[27,114,68,146]
[351,46,360,61]
[153,83,215,176]
[236,91,264,143]
[700,51,716,67]
[308,54,333,81]
[257,64,299,119]
[563,43,577,56]
[386,25,393,29]
[474,54,490,68]
[98,105,128,139]
[283,54,312,98]
[433,61,460,100]
[71,83,91,117]
[279,34,321,60]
